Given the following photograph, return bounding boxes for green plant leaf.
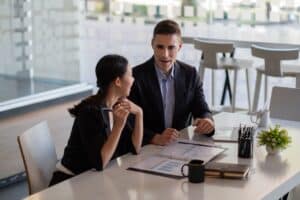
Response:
[257,124,292,150]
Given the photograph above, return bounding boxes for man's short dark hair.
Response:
[153,19,181,38]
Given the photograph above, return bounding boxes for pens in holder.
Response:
[238,124,255,158]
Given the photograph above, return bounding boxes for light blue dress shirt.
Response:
[154,64,175,129]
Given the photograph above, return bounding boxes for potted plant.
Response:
[257,125,292,154]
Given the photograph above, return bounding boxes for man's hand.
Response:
[193,118,214,134]
[151,128,179,146]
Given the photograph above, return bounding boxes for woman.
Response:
[49,54,143,186]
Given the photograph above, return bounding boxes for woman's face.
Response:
[118,65,134,97]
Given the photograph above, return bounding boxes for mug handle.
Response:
[181,164,188,177]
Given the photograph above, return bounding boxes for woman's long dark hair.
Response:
[69,54,128,116]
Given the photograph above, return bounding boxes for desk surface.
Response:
[25,112,300,200]
[182,23,300,48]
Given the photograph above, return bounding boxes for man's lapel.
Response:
[146,58,165,122]
[173,61,186,126]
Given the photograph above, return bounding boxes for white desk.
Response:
[182,24,300,49]
[25,112,300,200]
[183,36,300,49]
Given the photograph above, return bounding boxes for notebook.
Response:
[205,162,250,179]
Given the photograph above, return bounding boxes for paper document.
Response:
[159,142,225,163]
[128,141,226,178]
[131,155,186,177]
[212,127,240,142]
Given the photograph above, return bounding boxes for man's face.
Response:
[152,34,182,73]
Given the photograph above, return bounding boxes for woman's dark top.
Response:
[61,102,137,175]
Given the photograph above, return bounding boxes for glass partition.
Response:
[1,0,299,110]
[0,0,81,109]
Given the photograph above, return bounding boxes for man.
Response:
[129,19,214,146]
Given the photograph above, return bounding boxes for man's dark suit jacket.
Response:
[129,57,213,145]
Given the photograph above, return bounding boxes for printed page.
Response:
[129,155,186,177]
[158,142,225,163]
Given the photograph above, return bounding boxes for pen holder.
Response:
[238,126,254,158]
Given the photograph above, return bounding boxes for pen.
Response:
[178,141,225,149]
[102,108,113,112]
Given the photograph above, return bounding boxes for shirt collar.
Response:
[154,63,175,80]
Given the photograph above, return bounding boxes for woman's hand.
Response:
[116,98,142,116]
[112,102,130,129]
[102,103,130,169]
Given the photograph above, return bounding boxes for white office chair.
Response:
[270,86,300,121]
[251,45,300,112]
[270,87,300,200]
[289,186,300,200]
[18,121,58,194]
[194,39,253,112]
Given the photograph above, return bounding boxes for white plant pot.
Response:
[266,146,280,155]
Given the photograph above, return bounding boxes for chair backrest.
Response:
[251,45,299,76]
[17,121,57,194]
[194,39,234,69]
[270,86,300,121]
[182,36,194,44]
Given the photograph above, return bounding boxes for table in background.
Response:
[183,25,300,105]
